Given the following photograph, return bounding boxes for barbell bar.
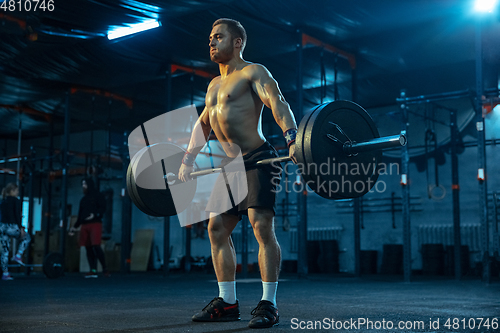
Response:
[165,131,406,181]
[7,252,64,279]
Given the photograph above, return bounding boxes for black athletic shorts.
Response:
[205,141,282,218]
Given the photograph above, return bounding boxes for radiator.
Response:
[417,224,482,252]
[289,227,343,253]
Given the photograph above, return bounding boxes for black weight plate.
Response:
[129,143,183,216]
[128,142,197,216]
[128,149,157,215]
[296,102,339,187]
[295,103,324,171]
[300,102,335,189]
[127,152,156,216]
[129,142,181,216]
[43,252,64,279]
[302,100,382,199]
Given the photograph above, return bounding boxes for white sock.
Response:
[261,281,278,306]
[218,281,236,304]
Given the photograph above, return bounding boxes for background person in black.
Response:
[69,178,109,278]
[0,183,31,281]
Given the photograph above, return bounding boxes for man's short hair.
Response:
[213,18,247,52]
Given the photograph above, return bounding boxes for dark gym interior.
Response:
[1,1,499,332]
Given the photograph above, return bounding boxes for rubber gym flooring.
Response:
[1,272,499,333]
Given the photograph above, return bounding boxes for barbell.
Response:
[127,100,407,217]
[8,252,64,279]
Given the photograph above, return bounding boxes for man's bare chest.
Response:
[207,75,252,106]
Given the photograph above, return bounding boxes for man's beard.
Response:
[211,44,233,63]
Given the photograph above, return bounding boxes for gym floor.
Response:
[1,272,498,333]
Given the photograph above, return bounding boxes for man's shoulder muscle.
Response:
[242,63,271,79]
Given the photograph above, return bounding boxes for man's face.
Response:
[209,24,234,63]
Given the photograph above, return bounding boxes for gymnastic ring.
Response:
[428,184,446,201]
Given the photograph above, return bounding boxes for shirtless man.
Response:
[178,18,297,329]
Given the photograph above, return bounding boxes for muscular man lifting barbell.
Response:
[125,17,406,329]
[177,18,295,328]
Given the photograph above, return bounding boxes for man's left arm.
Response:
[248,64,298,162]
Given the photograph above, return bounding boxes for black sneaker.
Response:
[248,300,279,328]
[192,297,240,322]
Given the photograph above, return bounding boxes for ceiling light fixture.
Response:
[107,19,160,40]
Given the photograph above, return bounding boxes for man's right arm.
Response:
[178,106,212,182]
[178,77,218,182]
[185,106,212,156]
